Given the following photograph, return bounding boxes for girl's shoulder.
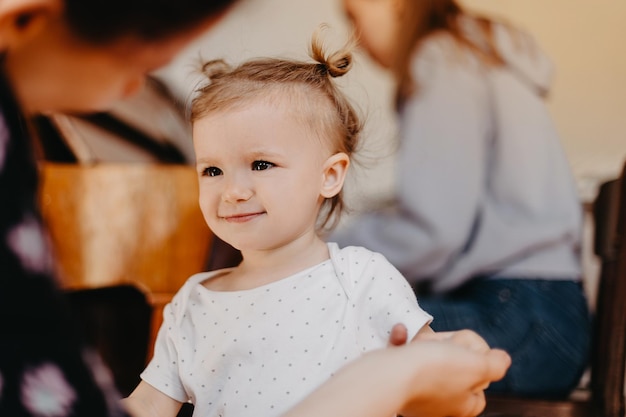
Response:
[166,270,225,316]
[328,243,396,278]
[328,242,377,263]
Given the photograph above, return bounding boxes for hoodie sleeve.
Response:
[331,36,492,285]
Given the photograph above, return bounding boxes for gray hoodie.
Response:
[331,18,582,292]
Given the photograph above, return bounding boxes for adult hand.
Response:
[389,322,491,354]
[386,325,508,417]
[414,328,491,353]
[280,335,509,417]
[396,340,510,417]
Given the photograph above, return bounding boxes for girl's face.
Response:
[343,0,401,68]
[3,14,217,114]
[193,98,345,254]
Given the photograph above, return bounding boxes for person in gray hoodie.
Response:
[335,0,590,398]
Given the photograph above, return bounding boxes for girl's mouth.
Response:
[222,212,265,223]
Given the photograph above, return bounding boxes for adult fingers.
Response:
[450,329,491,353]
[413,330,489,353]
[466,392,487,417]
[483,349,511,383]
[467,349,511,393]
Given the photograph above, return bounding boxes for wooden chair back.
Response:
[39,163,212,293]
[39,163,213,355]
[590,165,626,417]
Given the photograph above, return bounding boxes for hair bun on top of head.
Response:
[310,25,355,78]
[200,59,232,81]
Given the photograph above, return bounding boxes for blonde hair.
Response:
[393,0,505,107]
[191,28,362,231]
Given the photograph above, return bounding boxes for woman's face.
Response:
[343,0,401,68]
[3,15,217,114]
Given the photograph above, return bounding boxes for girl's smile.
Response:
[221,211,266,223]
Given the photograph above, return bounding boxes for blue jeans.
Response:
[417,278,591,398]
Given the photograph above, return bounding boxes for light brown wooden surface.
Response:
[39,163,213,354]
[39,163,212,291]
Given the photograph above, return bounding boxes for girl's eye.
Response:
[252,160,274,171]
[203,166,223,177]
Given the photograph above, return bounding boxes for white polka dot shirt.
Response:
[141,243,432,417]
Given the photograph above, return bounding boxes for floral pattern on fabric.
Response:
[21,363,77,417]
[8,216,51,275]
[0,70,128,417]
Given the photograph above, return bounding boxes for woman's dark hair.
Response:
[63,0,237,43]
[393,0,505,107]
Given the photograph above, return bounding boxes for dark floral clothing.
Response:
[0,70,127,417]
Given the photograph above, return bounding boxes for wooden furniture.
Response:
[65,284,153,397]
[34,79,212,403]
[484,161,626,417]
[39,163,213,356]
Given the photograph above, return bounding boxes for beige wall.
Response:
[155,0,624,299]
[462,0,626,201]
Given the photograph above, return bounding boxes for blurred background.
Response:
[156,0,626,207]
[152,0,626,305]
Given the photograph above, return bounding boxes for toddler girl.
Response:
[125,30,433,417]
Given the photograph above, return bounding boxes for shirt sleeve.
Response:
[140,298,189,403]
[351,248,433,341]
[331,38,491,286]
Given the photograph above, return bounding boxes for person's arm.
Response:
[280,335,510,417]
[123,288,192,417]
[412,324,435,339]
[331,38,491,284]
[122,381,183,417]
[410,324,487,354]
[0,102,129,416]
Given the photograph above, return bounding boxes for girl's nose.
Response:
[221,175,253,203]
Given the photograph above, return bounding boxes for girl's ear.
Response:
[320,152,350,199]
[0,0,61,50]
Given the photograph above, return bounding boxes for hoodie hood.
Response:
[461,16,555,97]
